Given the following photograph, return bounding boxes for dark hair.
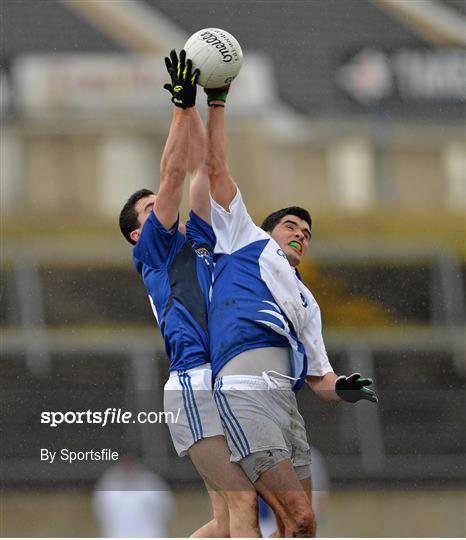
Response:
[260,206,312,233]
[119,188,154,245]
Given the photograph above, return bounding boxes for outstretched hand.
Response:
[335,373,378,403]
[163,49,200,109]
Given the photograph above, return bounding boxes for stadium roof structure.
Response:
[1,0,465,124]
[1,0,123,56]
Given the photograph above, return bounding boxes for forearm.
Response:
[160,107,192,182]
[188,108,211,222]
[206,104,237,210]
[306,372,341,402]
[187,107,206,173]
[155,107,191,229]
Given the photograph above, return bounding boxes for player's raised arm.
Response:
[206,87,237,211]
[187,107,210,223]
[155,50,200,230]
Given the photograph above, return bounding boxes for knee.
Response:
[287,508,316,538]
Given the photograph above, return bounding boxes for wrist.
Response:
[172,100,196,110]
[208,100,225,108]
[173,105,194,117]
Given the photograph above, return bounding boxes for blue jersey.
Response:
[133,210,215,372]
[209,189,333,387]
[210,240,303,371]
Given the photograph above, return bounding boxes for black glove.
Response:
[335,373,378,403]
[163,49,199,109]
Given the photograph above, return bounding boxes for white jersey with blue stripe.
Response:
[209,188,333,385]
[133,210,215,373]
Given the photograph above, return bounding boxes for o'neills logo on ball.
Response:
[200,30,238,62]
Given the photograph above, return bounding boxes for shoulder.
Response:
[187,210,215,247]
[133,212,186,270]
[211,188,271,254]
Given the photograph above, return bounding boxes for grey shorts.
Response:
[241,449,311,483]
[164,366,224,457]
[213,374,311,482]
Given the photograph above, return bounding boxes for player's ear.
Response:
[130,229,140,243]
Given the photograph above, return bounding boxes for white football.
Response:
[184,28,243,89]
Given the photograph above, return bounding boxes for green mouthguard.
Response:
[289,241,300,249]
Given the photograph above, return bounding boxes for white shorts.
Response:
[213,374,311,480]
[164,366,224,457]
